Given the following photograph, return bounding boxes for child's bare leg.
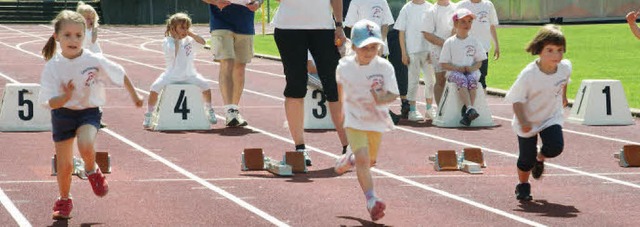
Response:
[458,88,472,107]
[55,138,75,198]
[469,88,477,107]
[354,147,373,193]
[518,168,530,183]
[434,72,446,105]
[147,91,159,113]
[202,89,213,108]
[76,124,98,172]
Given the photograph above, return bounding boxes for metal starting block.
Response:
[462,147,486,168]
[429,149,484,174]
[614,144,640,167]
[241,148,300,176]
[51,152,111,179]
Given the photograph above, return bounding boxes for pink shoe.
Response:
[367,197,386,221]
[87,167,109,197]
[334,153,355,174]
[52,198,73,220]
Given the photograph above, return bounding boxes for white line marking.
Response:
[0,71,20,83]
[102,128,290,227]
[0,187,32,227]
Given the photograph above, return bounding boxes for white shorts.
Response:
[150,73,210,92]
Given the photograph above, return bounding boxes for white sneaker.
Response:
[207,108,217,124]
[424,108,433,120]
[142,112,152,129]
[334,152,355,174]
[408,110,423,122]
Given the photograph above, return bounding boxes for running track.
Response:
[0,24,639,227]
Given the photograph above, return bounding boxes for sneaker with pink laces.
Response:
[367,197,386,221]
[52,198,73,220]
[87,167,109,197]
[334,152,355,174]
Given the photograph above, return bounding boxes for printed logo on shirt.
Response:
[465,45,476,57]
[371,6,384,24]
[184,42,192,57]
[368,74,384,92]
[81,66,99,87]
[554,78,568,96]
[476,11,488,23]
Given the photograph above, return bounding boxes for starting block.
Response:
[429,148,485,174]
[432,82,496,127]
[51,152,111,179]
[304,88,335,129]
[240,148,306,176]
[614,144,640,167]
[0,83,51,131]
[568,80,634,126]
[152,84,211,131]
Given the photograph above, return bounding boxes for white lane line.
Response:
[102,128,290,227]
[0,187,31,227]
[0,71,20,83]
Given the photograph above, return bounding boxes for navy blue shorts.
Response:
[51,107,101,142]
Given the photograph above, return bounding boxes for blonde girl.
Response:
[143,13,216,128]
[76,1,102,53]
[39,10,143,219]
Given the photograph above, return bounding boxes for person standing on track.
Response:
[505,24,570,201]
[142,13,218,129]
[38,10,144,219]
[334,19,399,222]
[202,0,263,127]
[272,0,350,164]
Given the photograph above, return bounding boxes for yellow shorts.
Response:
[345,127,382,162]
[210,29,253,63]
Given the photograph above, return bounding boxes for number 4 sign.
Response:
[152,84,210,131]
[568,80,634,125]
[0,83,51,131]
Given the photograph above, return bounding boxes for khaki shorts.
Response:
[345,127,382,163]
[210,30,253,63]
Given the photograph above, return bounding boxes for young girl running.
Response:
[38,10,143,219]
[505,24,570,201]
[143,13,217,128]
[76,1,102,53]
[334,19,399,221]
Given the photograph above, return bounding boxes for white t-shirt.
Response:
[456,0,499,52]
[395,1,432,54]
[337,56,398,132]
[161,36,201,80]
[439,35,487,77]
[39,50,125,110]
[344,0,394,28]
[421,2,457,40]
[83,28,102,54]
[505,59,572,138]
[271,0,335,29]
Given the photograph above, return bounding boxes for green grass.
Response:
[254,24,640,109]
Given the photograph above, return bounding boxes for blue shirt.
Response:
[208,4,255,35]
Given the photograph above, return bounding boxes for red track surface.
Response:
[0,24,639,227]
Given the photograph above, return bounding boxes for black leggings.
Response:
[517,124,564,171]
[274,28,340,102]
[386,29,408,96]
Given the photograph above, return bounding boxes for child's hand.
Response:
[61,80,74,101]
[627,10,639,24]
[132,93,144,107]
[246,1,260,12]
[401,54,409,65]
[562,97,569,107]
[520,121,532,133]
[215,0,232,9]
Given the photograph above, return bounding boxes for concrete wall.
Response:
[100,0,209,25]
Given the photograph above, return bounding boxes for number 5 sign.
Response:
[303,88,335,129]
[0,83,51,131]
[568,80,634,126]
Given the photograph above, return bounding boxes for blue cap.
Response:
[350,19,384,48]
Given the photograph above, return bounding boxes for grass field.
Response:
[253,23,640,109]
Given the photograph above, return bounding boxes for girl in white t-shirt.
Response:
[334,19,399,222]
[143,13,217,128]
[395,0,434,121]
[505,24,570,201]
[38,10,143,220]
[76,1,102,54]
[439,9,487,126]
[421,0,456,106]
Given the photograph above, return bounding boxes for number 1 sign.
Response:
[568,80,634,126]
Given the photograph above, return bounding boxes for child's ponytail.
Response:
[42,36,57,61]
